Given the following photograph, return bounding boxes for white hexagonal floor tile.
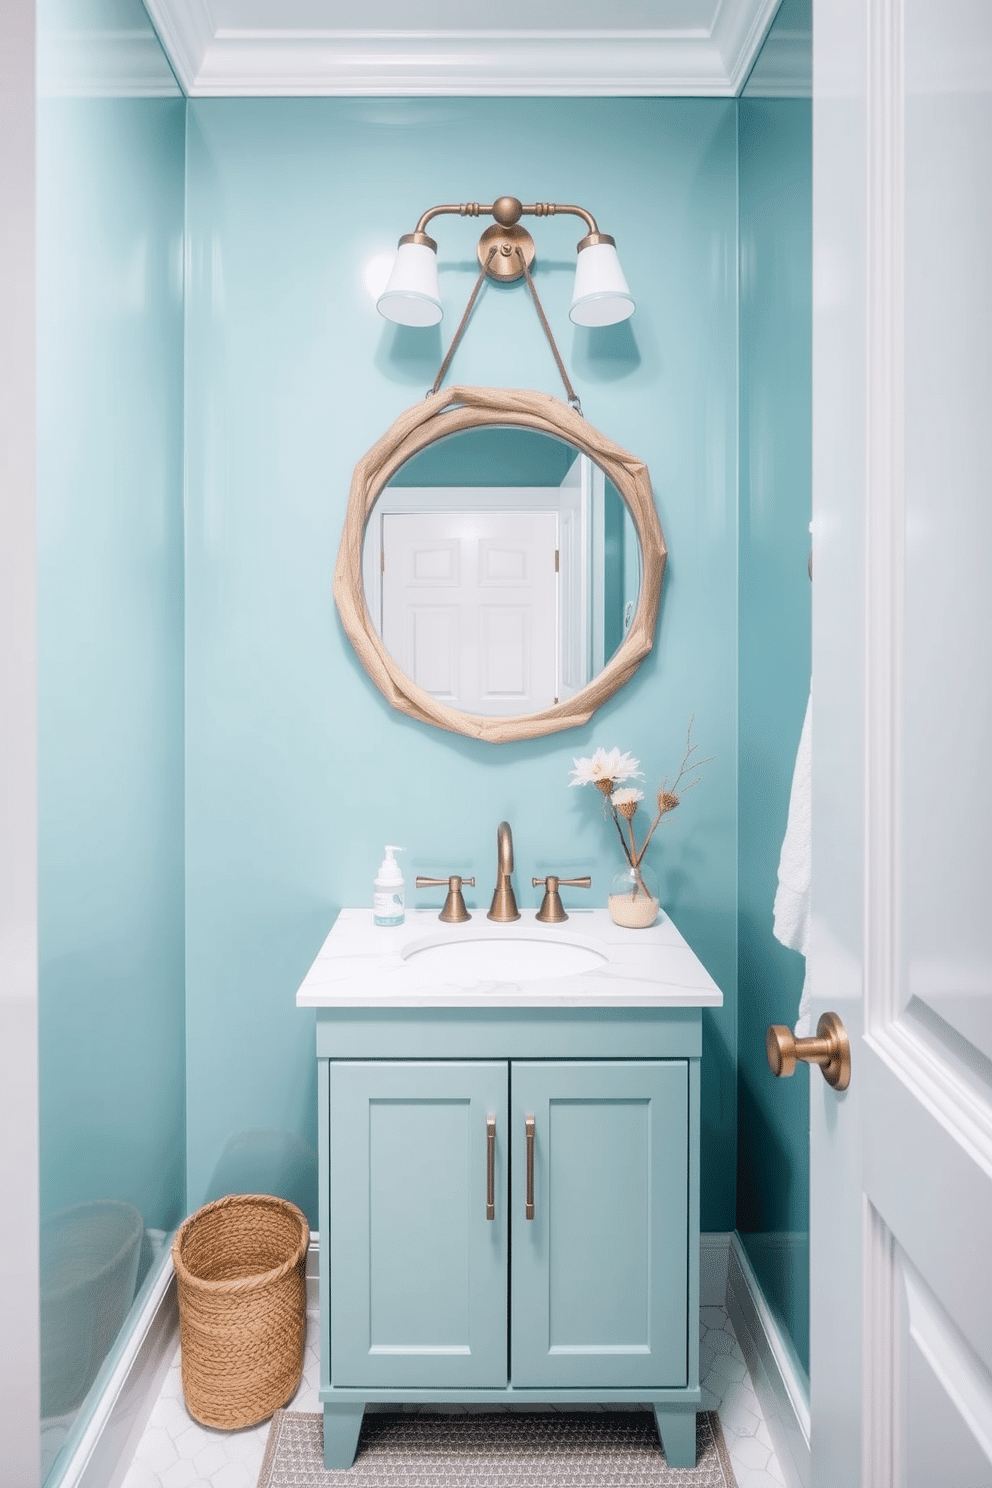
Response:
[739,1469,789,1488]
[732,1433,773,1471]
[120,1462,160,1488]
[209,1461,255,1488]
[133,1425,178,1475]
[159,1458,199,1488]
[705,1325,738,1357]
[191,1440,229,1478]
[120,1300,788,1488]
[711,1349,748,1384]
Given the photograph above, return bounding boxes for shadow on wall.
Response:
[39,1205,174,1482]
[570,319,642,380]
[40,1201,144,1419]
[203,1129,318,1224]
[741,1228,809,1379]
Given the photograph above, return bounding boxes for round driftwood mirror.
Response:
[334,386,666,743]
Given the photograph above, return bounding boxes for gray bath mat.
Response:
[257,1409,738,1486]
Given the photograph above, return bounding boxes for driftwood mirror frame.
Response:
[333,385,667,743]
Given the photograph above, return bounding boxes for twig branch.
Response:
[632,719,713,865]
[633,805,665,866]
[610,805,634,866]
[663,716,715,797]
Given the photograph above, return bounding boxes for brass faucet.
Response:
[487,821,520,922]
[415,874,475,923]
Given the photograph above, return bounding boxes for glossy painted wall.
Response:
[35,1,185,1475]
[736,81,812,1374]
[1,0,40,1478]
[183,97,739,1231]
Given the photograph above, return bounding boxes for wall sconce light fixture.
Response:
[376,195,635,330]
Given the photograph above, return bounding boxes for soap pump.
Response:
[373,846,405,927]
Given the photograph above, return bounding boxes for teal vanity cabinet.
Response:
[299,909,723,1472]
[328,1059,509,1392]
[509,1059,689,1392]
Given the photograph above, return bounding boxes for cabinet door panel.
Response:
[511,1060,688,1389]
[330,1061,507,1388]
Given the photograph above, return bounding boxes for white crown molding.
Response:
[711,0,781,91]
[142,0,782,97]
[740,27,812,97]
[37,31,182,99]
[138,0,216,93]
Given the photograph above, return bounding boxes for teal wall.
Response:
[183,97,740,1231]
[736,89,812,1375]
[32,53,816,1409]
[391,426,578,486]
[35,0,186,1470]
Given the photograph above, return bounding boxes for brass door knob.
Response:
[766,1011,851,1091]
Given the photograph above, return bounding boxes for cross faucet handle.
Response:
[532,874,592,924]
[416,874,475,924]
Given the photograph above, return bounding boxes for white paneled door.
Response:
[380,510,558,715]
[811,2,992,1485]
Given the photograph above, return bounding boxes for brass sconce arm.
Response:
[415,197,599,238]
[401,196,610,284]
[378,193,634,326]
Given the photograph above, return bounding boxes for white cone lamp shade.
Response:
[569,238,635,327]
[376,238,443,326]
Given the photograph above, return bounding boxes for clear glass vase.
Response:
[608,860,660,928]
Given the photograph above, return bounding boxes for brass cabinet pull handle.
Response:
[486,1115,496,1220]
[766,1011,852,1091]
[525,1115,535,1219]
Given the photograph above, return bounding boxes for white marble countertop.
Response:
[295,908,724,1009]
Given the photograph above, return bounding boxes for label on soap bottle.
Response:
[373,889,404,927]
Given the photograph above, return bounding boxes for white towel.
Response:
[773,695,812,1035]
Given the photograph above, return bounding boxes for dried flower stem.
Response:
[630,717,714,866]
[611,807,634,867]
[572,722,711,902]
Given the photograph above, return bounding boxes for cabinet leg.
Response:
[323,1402,366,1469]
[653,1407,697,1469]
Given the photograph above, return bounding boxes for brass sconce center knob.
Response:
[492,196,523,226]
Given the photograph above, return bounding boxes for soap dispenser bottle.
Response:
[373,846,405,927]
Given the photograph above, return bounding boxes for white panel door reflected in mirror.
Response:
[361,427,641,718]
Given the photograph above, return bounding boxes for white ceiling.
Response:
[140,0,783,97]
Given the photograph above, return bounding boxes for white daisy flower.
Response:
[611,788,645,808]
[568,748,644,788]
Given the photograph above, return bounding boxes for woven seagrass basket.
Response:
[172,1193,309,1430]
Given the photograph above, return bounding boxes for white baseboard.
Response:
[306,1234,320,1311]
[54,1237,320,1488]
[49,1249,179,1488]
[726,1233,811,1488]
[54,1231,808,1486]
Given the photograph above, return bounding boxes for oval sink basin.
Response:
[403,936,606,981]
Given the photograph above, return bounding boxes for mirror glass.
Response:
[361,426,642,718]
